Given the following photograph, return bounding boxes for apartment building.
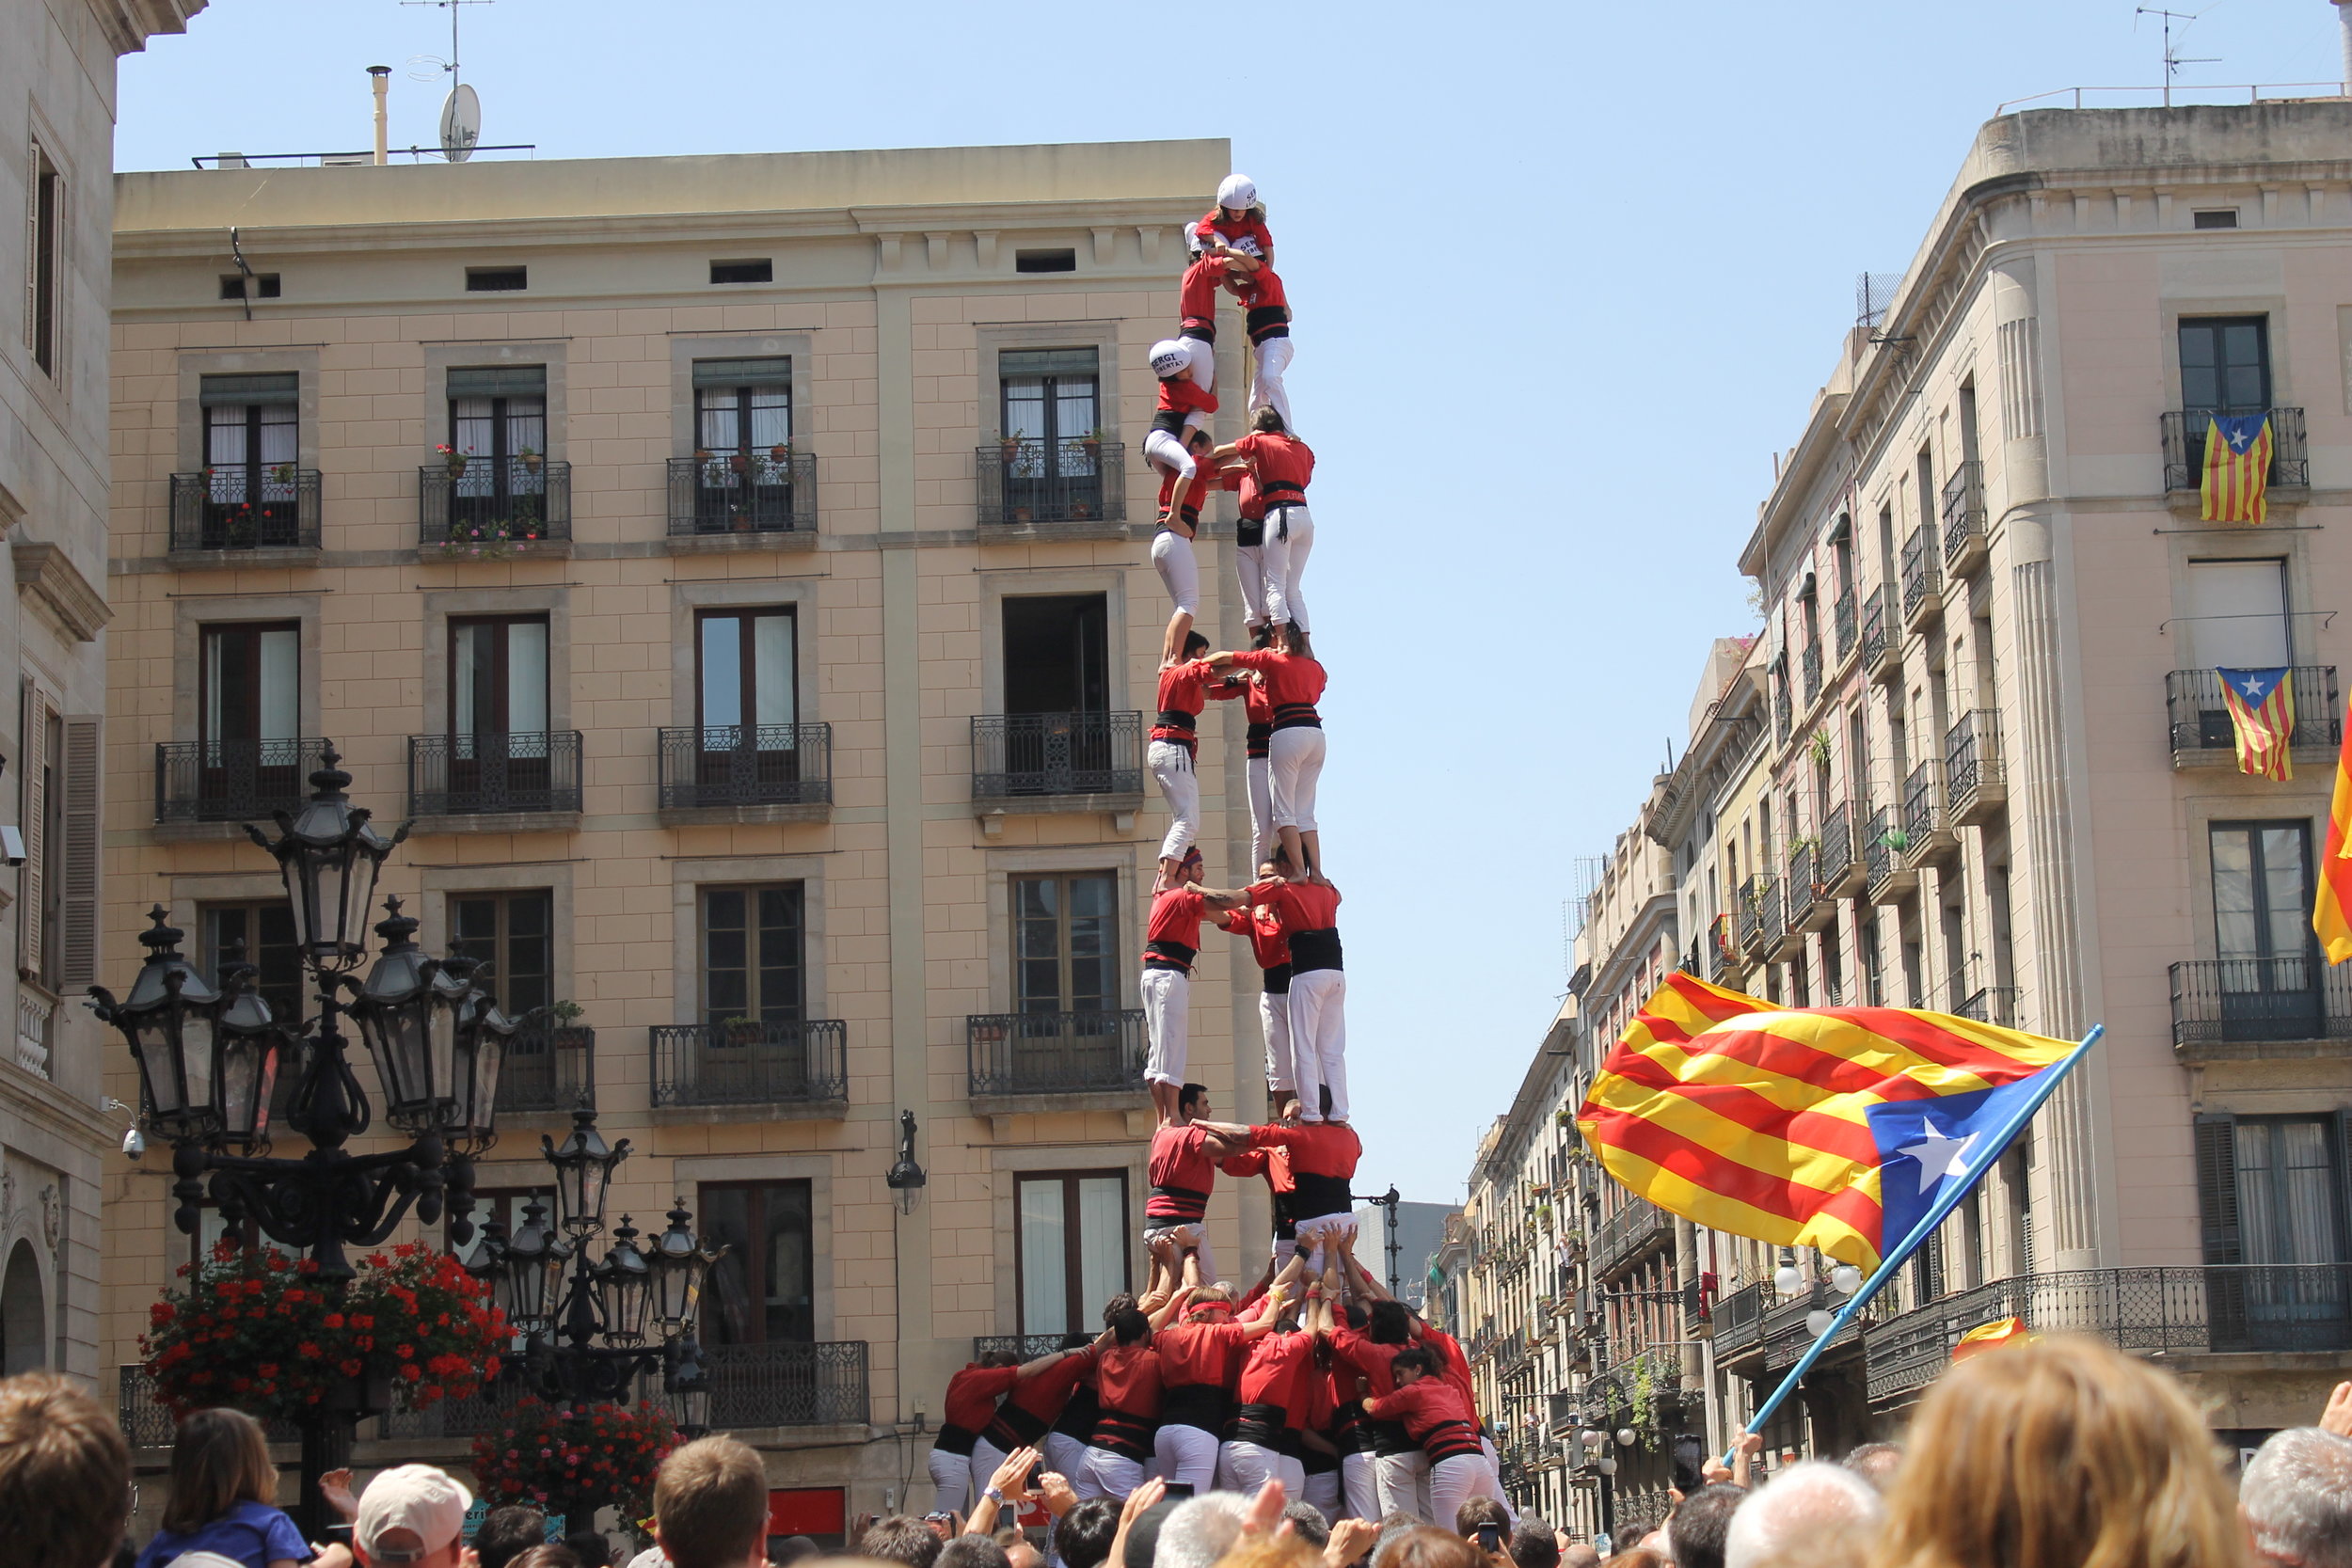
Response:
[0,0,206,1384]
[95,137,1271,1521]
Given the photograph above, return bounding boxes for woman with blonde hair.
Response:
[135,1406,321,1568]
[1872,1335,2241,1568]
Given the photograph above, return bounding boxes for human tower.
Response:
[926,175,1508,1536]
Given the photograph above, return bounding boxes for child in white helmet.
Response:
[1144,338,1218,666]
[1192,174,1272,272]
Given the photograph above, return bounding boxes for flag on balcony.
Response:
[2314,690,2352,964]
[2201,413,2273,524]
[2217,666,2295,782]
[1577,973,2080,1272]
[1950,1315,2028,1361]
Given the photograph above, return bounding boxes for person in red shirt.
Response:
[1190,173,1273,272]
[1144,1082,1241,1280]
[1243,1117,1362,1271]
[1234,870,1347,1121]
[1144,340,1218,667]
[1217,849,1297,1119]
[1149,635,1243,882]
[1141,854,1262,1125]
[928,1344,1068,1513]
[1362,1346,1509,1531]
[1213,407,1317,636]
[1176,253,1224,361]
[1226,264,1294,436]
[1208,626,1327,880]
[1151,1279,1292,1493]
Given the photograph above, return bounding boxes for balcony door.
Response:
[2211,820,2318,1041]
[701,885,806,1028]
[699,1179,815,1344]
[696,609,800,791]
[200,624,300,812]
[2198,1113,2348,1347]
[450,615,550,799]
[200,373,299,546]
[1000,348,1103,521]
[446,366,548,532]
[1000,595,1110,792]
[2179,316,2272,416]
[451,891,553,1016]
[1017,1171,1128,1338]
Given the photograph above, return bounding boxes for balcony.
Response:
[154,737,328,828]
[1738,876,1781,958]
[1801,641,1822,707]
[169,468,320,555]
[1900,524,1942,628]
[1953,986,2019,1028]
[650,1019,849,1113]
[1833,590,1857,664]
[967,1009,1148,1104]
[1865,1266,2352,1407]
[494,1025,596,1115]
[1944,710,2006,826]
[1939,460,1987,576]
[666,452,817,543]
[2160,407,2310,496]
[406,731,583,824]
[1863,587,1900,681]
[1818,800,1864,897]
[119,1367,297,1448]
[2169,958,2352,1057]
[1787,842,1816,918]
[1761,1279,1861,1372]
[657,723,833,823]
[1865,803,1916,903]
[971,711,1143,808]
[977,438,1126,528]
[1901,759,1957,868]
[2166,667,2341,766]
[976,1334,1070,1361]
[1708,913,1740,985]
[1592,1197,1672,1277]
[1772,676,1792,743]
[702,1340,870,1428]
[1711,1280,1770,1361]
[418,456,570,552]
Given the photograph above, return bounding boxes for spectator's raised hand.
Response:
[989,1445,1043,1502]
[1039,1471,1078,1519]
[1239,1474,1290,1540]
[2324,1380,2352,1437]
[1326,1517,1379,1568]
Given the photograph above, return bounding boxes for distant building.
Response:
[1355,1198,1459,1310]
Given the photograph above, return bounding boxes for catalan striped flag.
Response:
[1950,1315,2029,1361]
[1576,974,2080,1272]
[2315,688,2352,964]
[2217,666,2296,781]
[2201,413,2274,524]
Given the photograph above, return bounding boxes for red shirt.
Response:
[1156,378,1218,419]
[1218,902,1292,972]
[1232,432,1314,503]
[1421,1327,1477,1410]
[1152,658,1238,746]
[1331,1325,1407,1400]
[1094,1343,1163,1418]
[1249,1121,1359,1220]
[1158,462,1204,523]
[1224,463,1265,522]
[1222,649,1325,719]
[1363,1376,1482,1454]
[1238,1329,1316,1423]
[1148,1122,1218,1220]
[1008,1345,1095,1420]
[1193,210,1274,262]
[1233,264,1289,313]
[1155,1318,1249,1389]
[1144,885,1209,972]
[942,1363,1020,1433]
[1241,673,1275,728]
[1179,255,1223,325]
[1249,879,1342,934]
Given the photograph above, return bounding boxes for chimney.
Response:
[368,65,390,166]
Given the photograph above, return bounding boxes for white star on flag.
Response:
[1895,1124,1983,1196]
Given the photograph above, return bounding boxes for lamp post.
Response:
[90,749,508,1538]
[465,1108,723,1434]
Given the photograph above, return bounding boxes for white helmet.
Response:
[1217,173,1257,211]
[1149,340,1191,379]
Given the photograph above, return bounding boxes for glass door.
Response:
[2211,821,2319,1041]
[696,609,799,793]
[450,616,551,802]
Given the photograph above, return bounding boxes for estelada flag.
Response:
[2201,413,2274,524]
[1577,974,2079,1272]
[2217,666,2295,782]
[1950,1315,2029,1362]
[2315,688,2352,964]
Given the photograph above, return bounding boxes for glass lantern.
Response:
[212,950,283,1148]
[649,1197,724,1339]
[93,907,226,1143]
[342,898,455,1133]
[595,1215,655,1345]
[241,747,404,973]
[544,1108,629,1239]
[501,1196,573,1335]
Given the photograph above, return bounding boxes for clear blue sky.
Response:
[118,0,2343,1206]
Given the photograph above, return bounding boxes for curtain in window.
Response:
[2236,1119,2339,1265]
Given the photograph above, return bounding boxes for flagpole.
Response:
[1720,1023,2105,1464]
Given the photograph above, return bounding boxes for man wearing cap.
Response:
[354,1465,475,1568]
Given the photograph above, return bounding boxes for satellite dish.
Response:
[439,83,481,163]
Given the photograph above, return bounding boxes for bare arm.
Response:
[1148,1286,1196,1330]
[1015,1348,1073,1379]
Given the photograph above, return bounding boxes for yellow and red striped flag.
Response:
[2217,666,2295,781]
[2201,414,2274,524]
[2315,687,2352,964]
[1950,1315,2029,1362]
[1576,974,2079,1272]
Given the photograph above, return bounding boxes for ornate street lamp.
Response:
[649,1197,723,1339]
[545,1107,628,1238]
[245,747,403,973]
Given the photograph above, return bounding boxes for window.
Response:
[450,890,554,1018]
[699,1180,815,1343]
[219,274,281,300]
[198,373,302,545]
[2195,1112,2349,1344]
[2179,316,2271,413]
[1017,1172,1129,1337]
[2185,559,2289,670]
[1003,594,1107,714]
[199,902,302,1023]
[694,358,792,456]
[2192,209,2240,230]
[450,615,549,738]
[997,349,1104,522]
[28,143,59,375]
[709,259,773,284]
[2230,1118,2343,1264]
[448,366,548,463]
[2209,820,2318,1039]
[465,266,528,292]
[700,884,804,1027]
[1014,249,1076,273]
[200,622,299,753]
[1011,872,1116,1014]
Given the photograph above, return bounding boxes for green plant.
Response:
[1879,826,1912,851]
[544,999,586,1024]
[471,1397,679,1534]
[1808,729,1834,769]
[1629,1356,1656,1434]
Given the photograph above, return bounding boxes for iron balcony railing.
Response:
[1864,803,1906,895]
[1901,759,1944,863]
[171,468,320,551]
[1940,459,1986,567]
[701,1340,869,1427]
[971,711,1143,799]
[967,1009,1148,1097]
[1787,842,1818,907]
[1834,590,1857,662]
[977,1334,1071,1361]
[1819,800,1857,892]
[1953,986,2019,1027]
[154,736,328,825]
[2159,407,2310,493]
[418,456,571,547]
[407,730,583,816]
[1592,1197,1671,1275]
[1861,586,1893,671]
[1945,709,2005,820]
[1737,877,1774,954]
[494,1025,595,1114]
[1801,641,1822,705]
[1773,675,1792,742]
[1866,1265,2352,1404]
[977,438,1125,525]
[119,1366,297,1448]
[657,723,833,810]
[650,1019,849,1108]
[1763,1279,1861,1370]
[2165,667,2341,757]
[375,1380,520,1440]
[666,452,817,536]
[2169,957,2352,1052]
[1711,1280,1771,1358]
[1900,524,1942,619]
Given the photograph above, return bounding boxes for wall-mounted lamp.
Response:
[103,1096,144,1158]
[885,1109,927,1215]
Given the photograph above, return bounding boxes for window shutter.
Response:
[446,365,548,398]
[198,372,298,406]
[58,716,99,987]
[16,689,46,980]
[21,148,36,355]
[691,356,791,388]
[2193,1114,2243,1265]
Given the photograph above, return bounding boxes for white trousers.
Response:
[1304,1465,1344,1523]
[970,1435,1009,1505]
[1261,986,1295,1097]
[1246,753,1274,867]
[1219,1440,1305,1498]
[1340,1452,1379,1522]
[1267,726,1324,832]
[1141,967,1190,1086]
[1428,1453,1507,1533]
[1150,740,1200,863]
[1042,1432,1091,1488]
[1076,1447,1145,1501]
[930,1445,974,1513]
[1236,541,1271,626]
[1248,337,1295,434]
[1258,505,1313,630]
[1295,1210,1359,1277]
[1288,968,1348,1121]
[1144,427,1199,482]
[1154,1422,1221,1493]
[1375,1449,1433,1522]
[1152,527,1200,615]
[1143,1223,1216,1288]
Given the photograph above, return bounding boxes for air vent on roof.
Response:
[1015,249,1077,274]
[710,259,773,284]
[2192,209,2239,230]
[220,274,280,300]
[466,266,528,293]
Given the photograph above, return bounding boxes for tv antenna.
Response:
[2135,6,2219,107]
[404,0,492,160]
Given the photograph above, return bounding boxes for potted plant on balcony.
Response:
[436,442,469,480]
[518,445,543,475]
[770,441,792,465]
[1082,426,1104,457]
[999,433,1024,466]
[267,462,295,487]
[721,1013,762,1047]
[727,450,751,476]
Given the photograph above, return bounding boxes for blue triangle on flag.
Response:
[2214,413,2268,454]
[2217,666,2287,705]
